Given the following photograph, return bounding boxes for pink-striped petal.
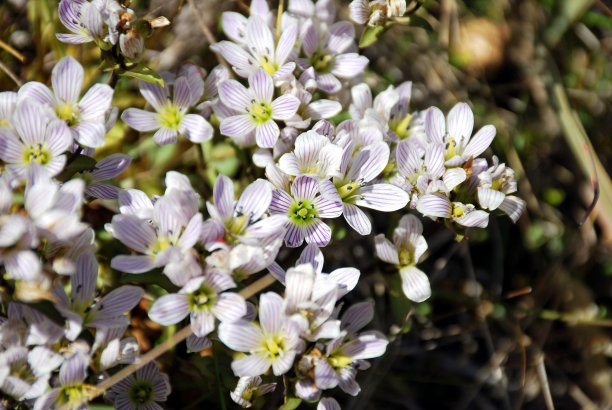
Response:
[52,56,83,104]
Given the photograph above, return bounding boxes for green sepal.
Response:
[118,63,165,87]
[359,22,393,48]
[56,154,97,182]
[119,270,180,294]
[279,397,302,410]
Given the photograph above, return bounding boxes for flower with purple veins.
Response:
[277,130,343,181]
[425,102,496,167]
[230,376,276,408]
[148,271,246,338]
[121,76,213,146]
[218,68,301,148]
[202,174,288,248]
[78,153,131,199]
[269,175,343,247]
[297,20,369,93]
[212,15,297,81]
[0,101,71,181]
[108,190,204,286]
[331,141,409,235]
[476,156,526,223]
[56,0,106,45]
[107,361,171,410]
[54,252,144,341]
[375,213,431,302]
[0,91,17,128]
[218,292,302,377]
[18,56,115,148]
[33,349,92,410]
[0,345,63,401]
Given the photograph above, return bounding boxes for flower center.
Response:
[0,119,9,127]
[158,103,184,130]
[338,182,358,200]
[188,285,216,311]
[260,55,278,76]
[24,143,50,164]
[129,381,154,406]
[56,102,80,126]
[149,237,174,255]
[392,113,413,139]
[311,52,333,73]
[398,246,414,266]
[289,200,318,225]
[452,204,465,218]
[262,335,286,359]
[328,354,353,369]
[445,135,457,160]
[249,101,272,123]
[58,384,90,407]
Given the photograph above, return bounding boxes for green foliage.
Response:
[118,63,165,87]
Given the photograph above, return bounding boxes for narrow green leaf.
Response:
[119,270,179,293]
[56,154,97,182]
[279,397,302,410]
[359,24,389,48]
[119,63,165,87]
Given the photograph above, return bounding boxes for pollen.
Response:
[24,143,50,165]
[249,101,272,123]
[289,199,318,225]
[157,103,184,130]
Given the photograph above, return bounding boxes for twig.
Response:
[0,60,22,87]
[212,343,228,410]
[276,0,284,42]
[81,273,276,405]
[535,353,555,410]
[0,39,25,62]
[185,0,233,76]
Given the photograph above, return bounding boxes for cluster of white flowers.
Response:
[0,0,526,408]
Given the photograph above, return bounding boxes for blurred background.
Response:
[1,0,612,408]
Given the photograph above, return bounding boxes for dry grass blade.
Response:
[553,84,612,241]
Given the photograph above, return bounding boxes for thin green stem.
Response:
[213,343,228,410]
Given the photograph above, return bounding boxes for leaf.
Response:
[118,63,165,87]
[56,154,97,182]
[119,270,179,293]
[359,24,390,48]
[279,397,302,410]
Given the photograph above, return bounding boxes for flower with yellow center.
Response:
[218,68,300,148]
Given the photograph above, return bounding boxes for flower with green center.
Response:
[425,102,496,167]
[374,214,431,302]
[121,74,213,146]
[108,187,205,286]
[33,351,92,410]
[476,156,526,223]
[148,272,246,337]
[230,376,277,408]
[219,292,301,377]
[0,101,71,180]
[270,175,343,248]
[108,361,171,410]
[218,68,300,148]
[313,329,389,395]
[297,20,368,93]
[18,56,115,148]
